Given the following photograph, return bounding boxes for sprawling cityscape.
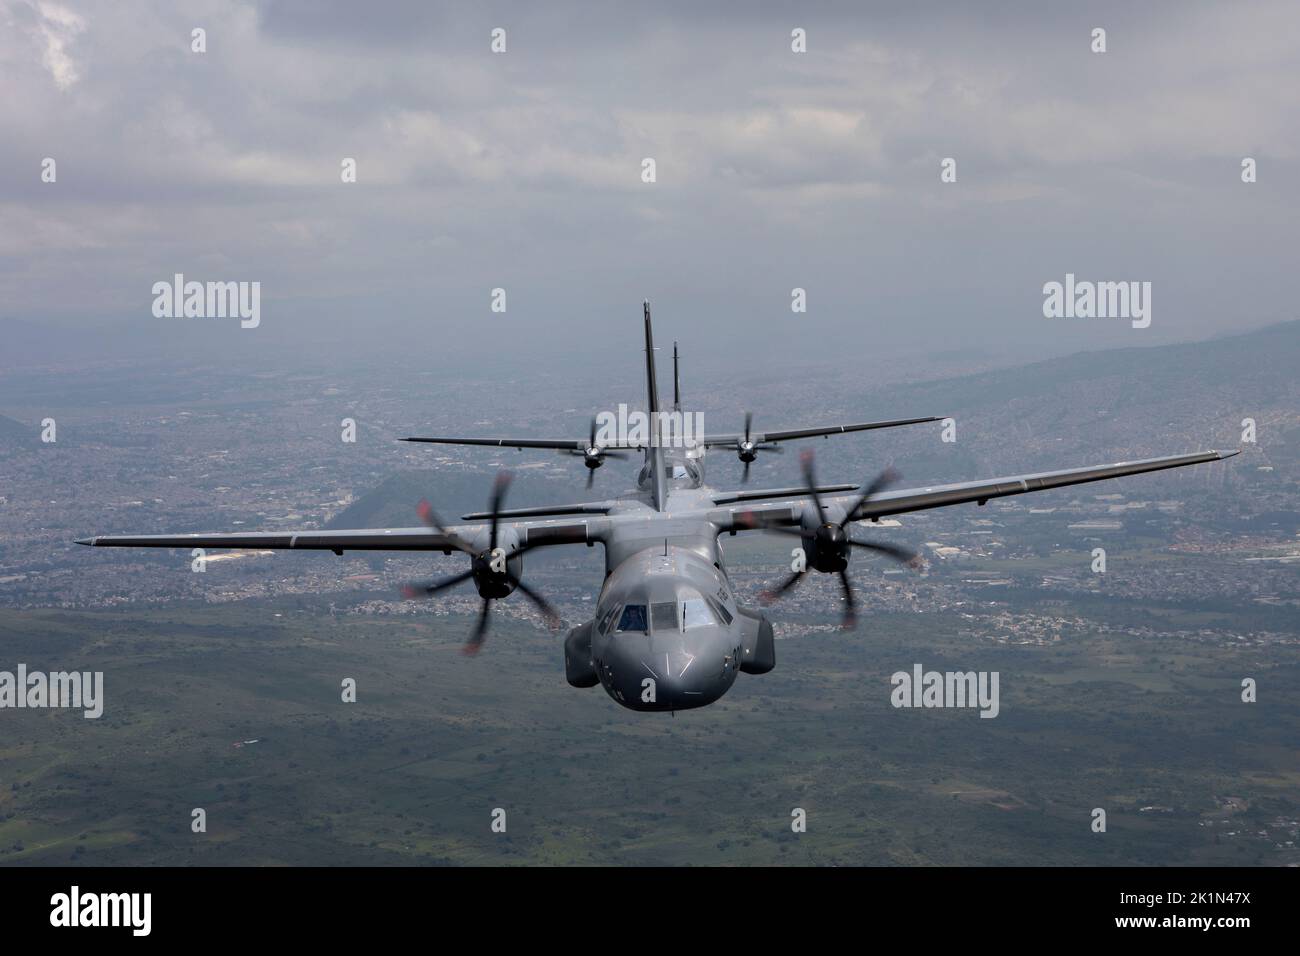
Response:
[1,319,1297,868]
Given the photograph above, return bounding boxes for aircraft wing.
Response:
[402,415,943,452]
[76,520,594,554]
[77,527,462,553]
[717,449,1237,530]
[838,450,1238,521]
[460,502,613,520]
[701,415,944,447]
[400,436,644,451]
[711,483,858,505]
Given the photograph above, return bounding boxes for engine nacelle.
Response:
[564,621,599,687]
[467,525,523,600]
[799,523,850,574]
[737,607,775,674]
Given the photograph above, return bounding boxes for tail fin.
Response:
[672,341,681,411]
[643,301,668,511]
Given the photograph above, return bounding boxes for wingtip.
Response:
[1216,448,1241,459]
[75,537,95,546]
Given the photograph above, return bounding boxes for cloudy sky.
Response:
[2,0,1297,369]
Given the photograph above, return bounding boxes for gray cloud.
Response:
[2,0,1297,368]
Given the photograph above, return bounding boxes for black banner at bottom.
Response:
[0,865,1286,942]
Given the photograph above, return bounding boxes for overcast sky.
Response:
[2,0,1297,370]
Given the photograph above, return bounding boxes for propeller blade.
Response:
[846,537,920,566]
[840,466,902,527]
[759,568,807,605]
[413,473,564,655]
[463,598,492,655]
[401,567,475,600]
[603,450,630,460]
[742,460,750,484]
[415,499,474,554]
[586,469,595,490]
[488,471,511,551]
[510,575,562,630]
[837,569,858,629]
[743,411,753,444]
[800,449,827,524]
[589,416,597,449]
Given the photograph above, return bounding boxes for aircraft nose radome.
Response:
[597,626,741,711]
[648,667,724,711]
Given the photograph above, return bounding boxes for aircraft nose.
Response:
[658,649,714,707]
[605,627,738,711]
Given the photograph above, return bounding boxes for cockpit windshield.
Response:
[615,604,647,633]
[602,592,723,635]
[651,601,678,631]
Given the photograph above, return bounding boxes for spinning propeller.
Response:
[402,472,561,655]
[750,449,922,629]
[735,412,784,483]
[565,417,630,488]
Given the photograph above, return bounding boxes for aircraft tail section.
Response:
[672,341,681,411]
[643,301,668,511]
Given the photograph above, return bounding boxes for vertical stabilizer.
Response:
[672,341,681,412]
[643,301,668,511]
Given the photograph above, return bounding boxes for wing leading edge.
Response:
[399,416,944,453]
[399,436,645,451]
[76,520,593,554]
[702,415,945,447]
[719,449,1238,530]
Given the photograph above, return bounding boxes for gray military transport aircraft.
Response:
[79,303,1238,713]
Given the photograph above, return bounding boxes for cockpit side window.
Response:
[705,595,733,626]
[615,604,648,633]
[682,598,715,629]
[597,604,620,635]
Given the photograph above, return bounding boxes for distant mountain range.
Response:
[0,414,35,448]
[328,320,1298,527]
[836,319,1299,485]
